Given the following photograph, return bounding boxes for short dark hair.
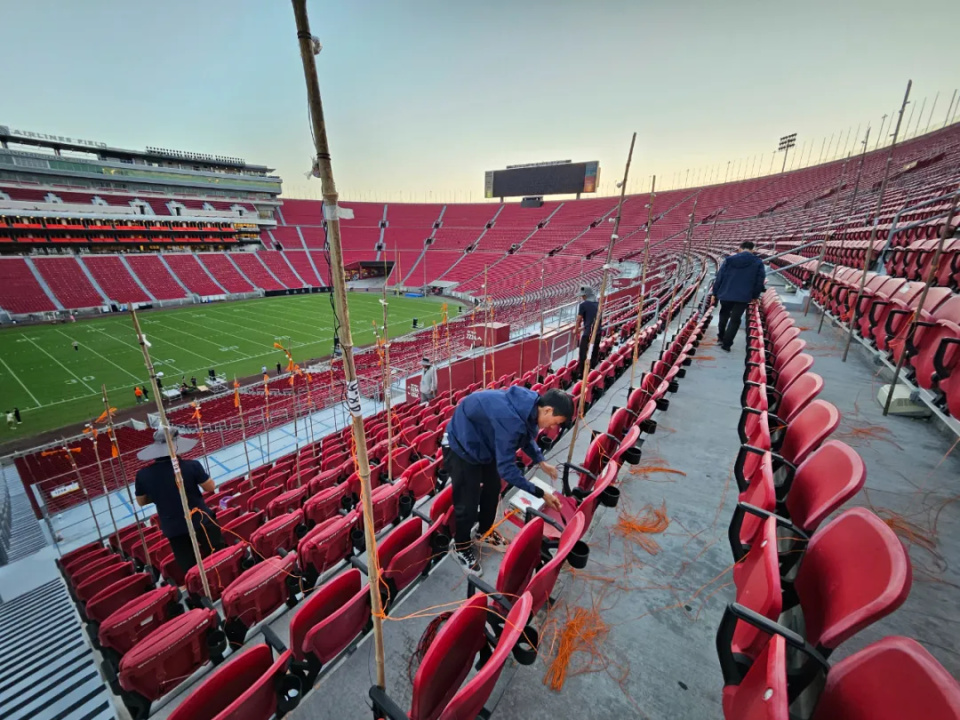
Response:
[538,389,574,420]
[740,241,755,250]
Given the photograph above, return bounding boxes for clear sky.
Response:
[1,0,957,202]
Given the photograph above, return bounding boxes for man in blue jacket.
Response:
[712,241,766,352]
[445,386,572,575]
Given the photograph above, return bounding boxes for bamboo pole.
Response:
[660,198,698,356]
[87,426,120,542]
[628,175,656,390]
[234,377,254,488]
[130,309,211,599]
[45,445,103,542]
[101,385,151,566]
[263,372,272,460]
[882,196,958,415]
[192,403,212,477]
[291,0,386,689]
[842,80,912,362]
[565,132,636,467]
[380,294,394,480]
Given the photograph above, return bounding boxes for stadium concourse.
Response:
[0,119,959,720]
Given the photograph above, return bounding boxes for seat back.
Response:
[300,570,372,665]
[297,510,360,578]
[526,513,586,616]
[86,573,155,625]
[776,372,824,425]
[304,484,350,527]
[438,593,534,720]
[266,486,308,519]
[403,458,437,500]
[379,516,432,597]
[779,400,840,467]
[775,354,814,394]
[811,636,960,720]
[118,607,220,701]
[222,511,265,546]
[795,507,912,650]
[496,517,544,602]
[577,463,618,535]
[185,543,247,602]
[166,643,291,720]
[409,594,489,720]
[785,440,865,533]
[222,555,298,631]
[731,517,782,660]
[721,634,788,720]
[249,510,304,558]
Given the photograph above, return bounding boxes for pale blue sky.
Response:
[1,0,957,202]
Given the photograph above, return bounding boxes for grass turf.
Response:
[0,292,451,439]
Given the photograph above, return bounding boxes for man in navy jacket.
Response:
[712,241,766,351]
[445,386,572,575]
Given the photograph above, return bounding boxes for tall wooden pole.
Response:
[101,385,151,566]
[842,80,912,362]
[234,377,254,488]
[380,295,394,480]
[291,0,386,689]
[661,199,698,356]
[628,175,656,390]
[130,309,212,599]
[87,427,120,541]
[565,133,636,467]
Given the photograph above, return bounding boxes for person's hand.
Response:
[543,492,563,511]
[539,461,559,481]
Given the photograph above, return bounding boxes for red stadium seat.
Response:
[222,554,299,645]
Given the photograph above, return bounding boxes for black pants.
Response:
[445,449,501,550]
[577,333,601,378]
[168,512,223,574]
[718,301,749,349]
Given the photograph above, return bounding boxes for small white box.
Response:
[508,476,555,513]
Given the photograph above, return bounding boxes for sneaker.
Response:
[473,528,509,552]
[454,546,483,576]
[720,344,731,353]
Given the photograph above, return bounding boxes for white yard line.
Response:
[54,329,142,383]
[23,334,98,393]
[0,354,41,407]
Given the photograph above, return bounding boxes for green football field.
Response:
[0,293,453,440]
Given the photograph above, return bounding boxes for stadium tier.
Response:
[3,122,959,319]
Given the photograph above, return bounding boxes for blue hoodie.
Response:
[712,251,766,303]
[446,386,545,496]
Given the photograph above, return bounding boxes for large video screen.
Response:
[484,161,599,198]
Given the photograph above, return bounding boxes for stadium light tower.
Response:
[777,133,797,173]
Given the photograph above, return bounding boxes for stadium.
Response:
[1,2,959,720]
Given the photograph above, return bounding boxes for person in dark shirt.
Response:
[574,286,602,379]
[444,386,571,575]
[712,241,766,352]
[135,427,222,573]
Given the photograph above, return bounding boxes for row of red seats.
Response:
[718,290,960,718]
[807,268,960,418]
[884,236,960,289]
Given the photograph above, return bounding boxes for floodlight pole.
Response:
[130,309,211,599]
[628,175,656,390]
[882,196,958,415]
[565,132,636,468]
[292,0,387,690]
[842,80,912,362]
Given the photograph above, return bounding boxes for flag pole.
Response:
[130,309,212,599]
[628,175,656,390]
[291,0,387,689]
[565,132,636,468]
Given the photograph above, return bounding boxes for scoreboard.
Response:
[484,160,600,199]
